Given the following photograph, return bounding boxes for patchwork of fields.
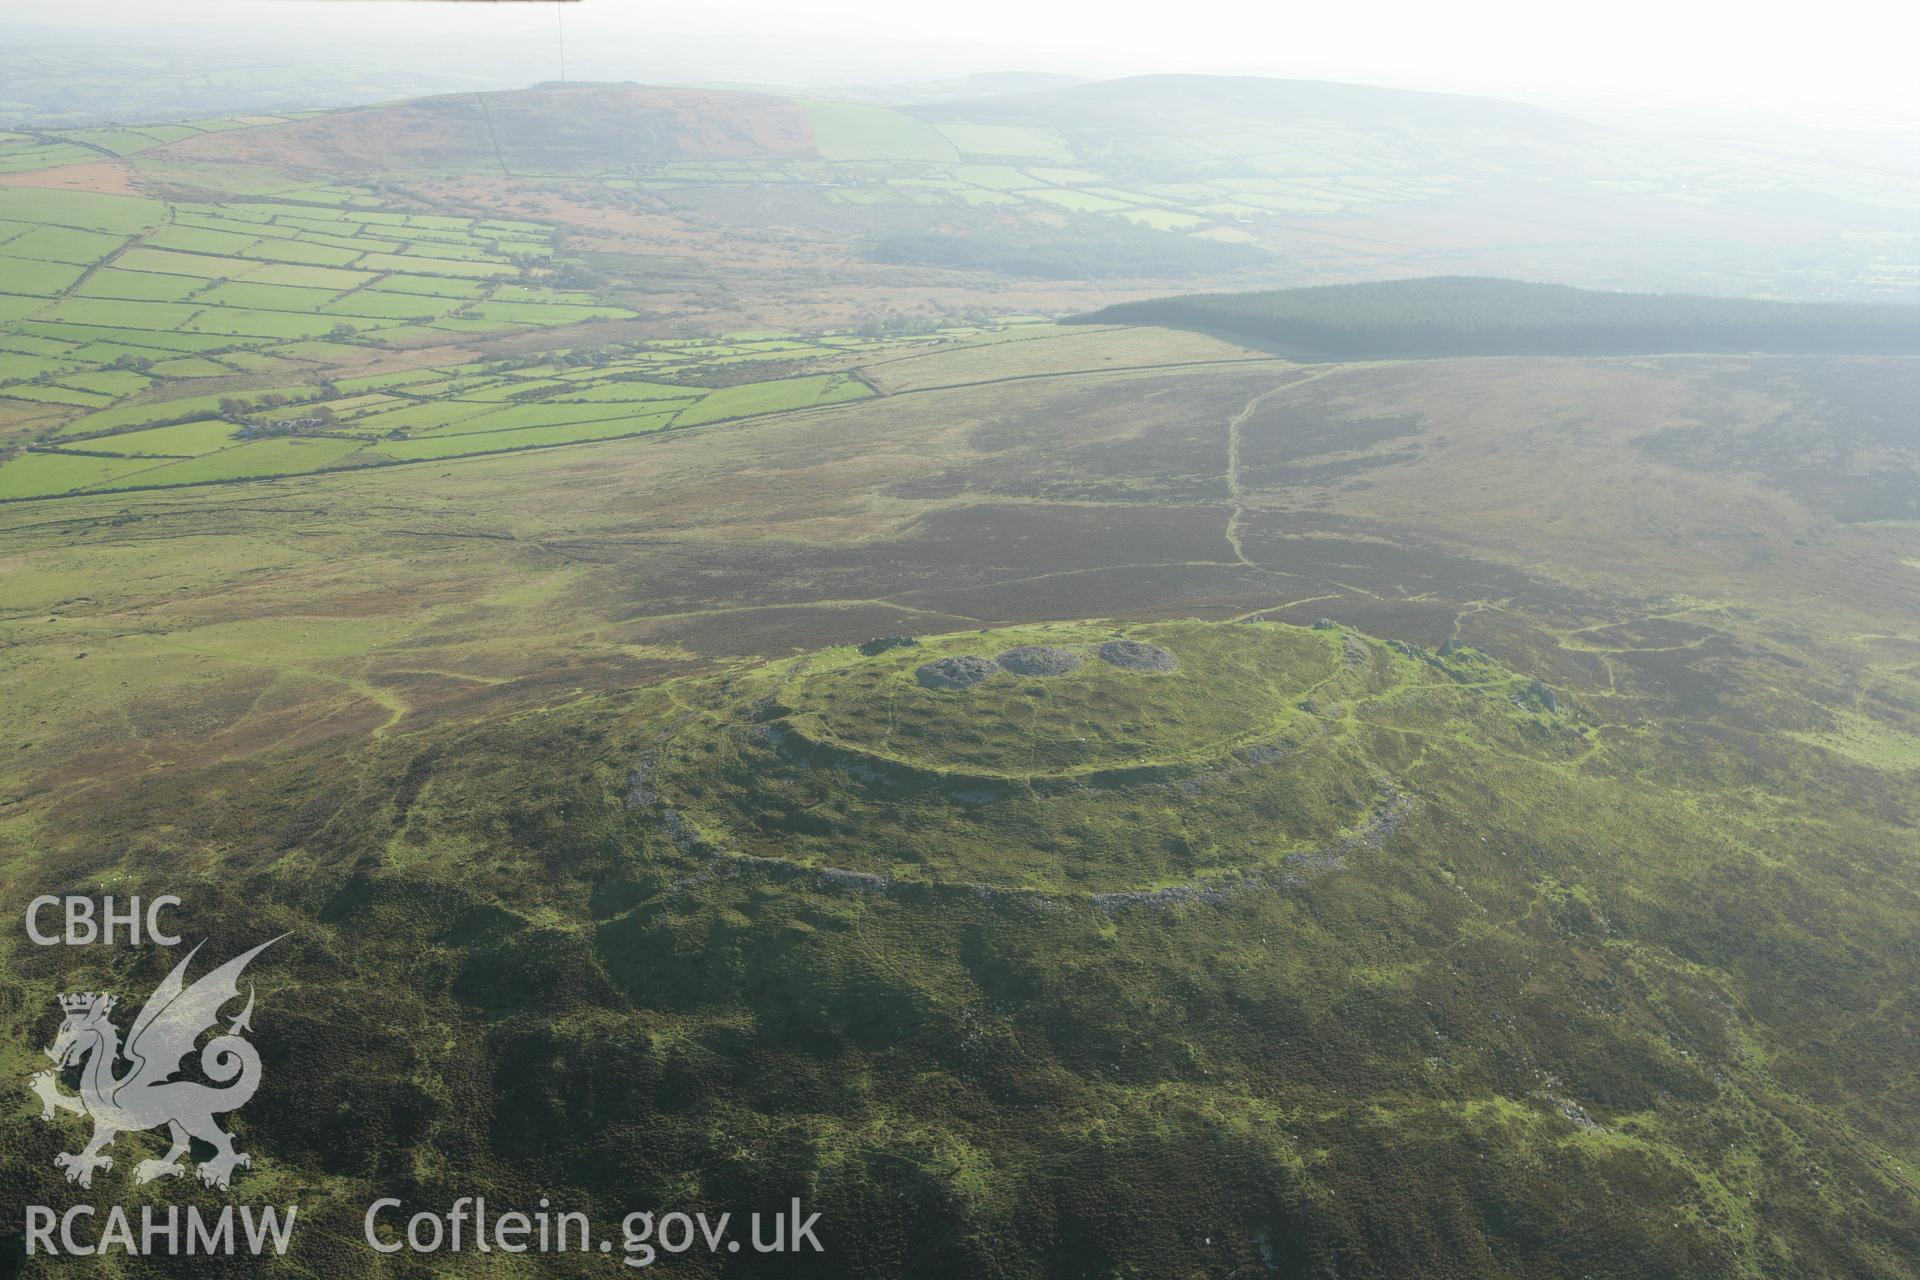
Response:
[0,184,628,410]
[2,354,883,498]
[0,111,316,174]
[601,99,1469,238]
[0,173,1070,499]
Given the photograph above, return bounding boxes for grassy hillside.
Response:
[1072,276,1920,357]
[5,615,1917,1275]
[2,329,1918,1275]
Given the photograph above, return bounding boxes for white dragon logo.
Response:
[30,936,283,1190]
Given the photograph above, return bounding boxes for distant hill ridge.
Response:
[149,72,1607,177]
[1069,276,1920,357]
[914,72,1591,134]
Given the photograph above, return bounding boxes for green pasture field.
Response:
[451,377,571,401]
[674,372,870,424]
[463,301,625,325]
[413,402,641,435]
[0,449,161,497]
[70,268,208,301]
[363,374,482,400]
[545,380,698,403]
[24,323,231,351]
[425,317,518,334]
[197,281,345,310]
[333,368,449,392]
[273,228,400,254]
[55,390,252,436]
[40,298,200,330]
[491,285,599,305]
[359,211,467,231]
[241,238,364,267]
[1083,186,1163,206]
[237,262,373,290]
[113,247,240,278]
[367,412,679,459]
[0,335,69,356]
[55,369,153,396]
[143,224,263,256]
[0,354,78,380]
[79,417,238,455]
[117,124,199,145]
[1026,166,1112,186]
[111,434,371,487]
[720,328,803,342]
[0,224,127,264]
[803,101,960,163]
[1019,188,1138,213]
[176,204,274,227]
[315,292,451,320]
[0,189,164,235]
[932,123,1076,162]
[366,274,489,298]
[0,256,88,296]
[185,307,373,339]
[54,129,172,157]
[171,212,286,237]
[275,393,402,421]
[248,338,364,361]
[144,356,235,378]
[389,240,498,263]
[826,189,908,206]
[352,253,513,278]
[341,401,498,433]
[951,164,1036,190]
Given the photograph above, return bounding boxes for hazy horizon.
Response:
[8,0,1918,136]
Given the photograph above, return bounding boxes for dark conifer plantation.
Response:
[1074,276,1920,356]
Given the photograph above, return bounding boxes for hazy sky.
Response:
[16,0,1920,129]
